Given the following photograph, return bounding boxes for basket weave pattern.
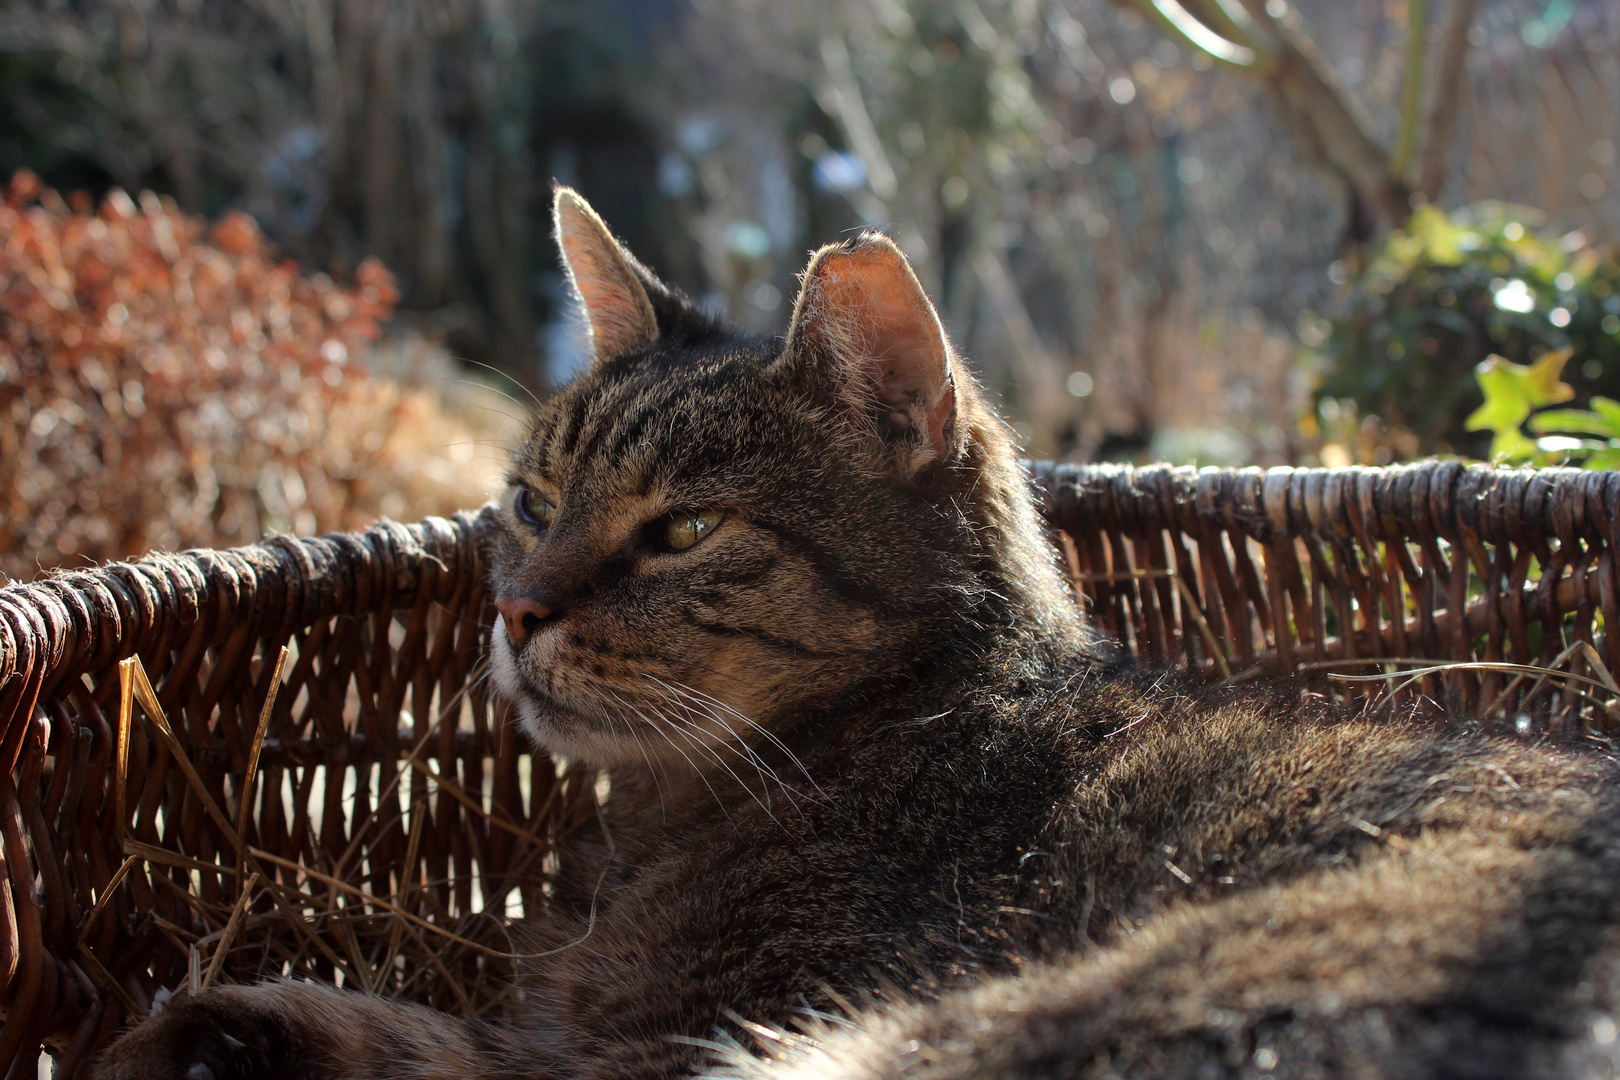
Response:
[1034,462,1620,717]
[2,462,1616,1076]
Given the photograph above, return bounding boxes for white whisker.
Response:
[652,676,828,801]
[646,685,820,822]
[610,695,670,819]
[650,694,786,830]
[605,689,736,827]
[646,676,788,794]
[628,681,791,830]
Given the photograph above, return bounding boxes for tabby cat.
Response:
[96,189,1620,1080]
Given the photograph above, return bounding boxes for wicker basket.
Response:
[3,461,1616,1077]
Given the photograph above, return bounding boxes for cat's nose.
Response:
[495,593,554,649]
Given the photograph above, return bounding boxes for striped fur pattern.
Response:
[92,191,1620,1080]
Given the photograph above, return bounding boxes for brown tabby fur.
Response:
[93,190,1620,1080]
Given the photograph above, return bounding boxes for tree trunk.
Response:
[1417,0,1484,201]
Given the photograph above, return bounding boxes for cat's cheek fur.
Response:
[490,619,622,765]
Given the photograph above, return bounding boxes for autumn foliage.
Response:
[0,170,503,583]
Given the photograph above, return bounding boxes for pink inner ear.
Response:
[818,251,948,409]
[555,192,658,360]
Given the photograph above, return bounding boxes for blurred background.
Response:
[3,0,1620,579]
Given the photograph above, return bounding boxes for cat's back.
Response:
[704,677,1620,1080]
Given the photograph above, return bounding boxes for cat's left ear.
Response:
[780,233,961,467]
[554,187,659,362]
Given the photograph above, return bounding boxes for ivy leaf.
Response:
[1467,349,1575,462]
[1491,427,1543,462]
[1535,436,1609,457]
[1519,347,1576,406]
[1467,350,1575,427]
[1405,205,1468,266]
[1466,357,1532,435]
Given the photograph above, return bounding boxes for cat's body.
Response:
[94,191,1620,1080]
[508,662,1620,1080]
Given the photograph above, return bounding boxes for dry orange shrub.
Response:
[0,171,511,584]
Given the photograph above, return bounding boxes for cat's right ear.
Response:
[554,187,659,362]
[778,233,963,471]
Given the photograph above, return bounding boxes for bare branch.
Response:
[1113,0,1410,237]
[1132,0,1259,69]
[1203,0,1279,57]
[1222,0,1411,237]
[971,245,1069,442]
[817,34,899,203]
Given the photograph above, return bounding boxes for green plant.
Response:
[1313,202,1620,457]
[1464,348,1620,469]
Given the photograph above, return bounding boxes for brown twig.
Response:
[201,872,261,991]
[237,647,289,889]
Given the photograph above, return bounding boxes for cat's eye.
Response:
[514,488,556,529]
[664,509,725,552]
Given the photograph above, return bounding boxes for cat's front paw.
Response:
[89,988,286,1080]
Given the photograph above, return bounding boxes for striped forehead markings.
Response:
[566,390,653,482]
[552,356,645,461]
[602,397,671,469]
[541,349,773,502]
[565,371,696,469]
[555,399,589,461]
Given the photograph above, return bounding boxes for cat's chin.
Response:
[509,697,635,768]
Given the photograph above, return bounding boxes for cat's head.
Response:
[488,188,1084,769]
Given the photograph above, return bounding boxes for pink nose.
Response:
[495,594,553,649]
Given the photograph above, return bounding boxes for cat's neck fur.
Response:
[940,390,1089,654]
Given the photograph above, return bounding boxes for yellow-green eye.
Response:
[515,488,556,529]
[664,509,724,552]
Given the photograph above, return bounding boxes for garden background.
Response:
[4,0,1619,580]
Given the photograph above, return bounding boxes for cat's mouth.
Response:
[490,619,613,762]
[489,618,743,769]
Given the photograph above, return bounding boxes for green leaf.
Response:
[1521,348,1576,406]
[1406,205,1468,266]
[1534,435,1609,456]
[1590,396,1620,428]
[1466,349,1576,436]
[1467,357,1534,434]
[1528,410,1620,437]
